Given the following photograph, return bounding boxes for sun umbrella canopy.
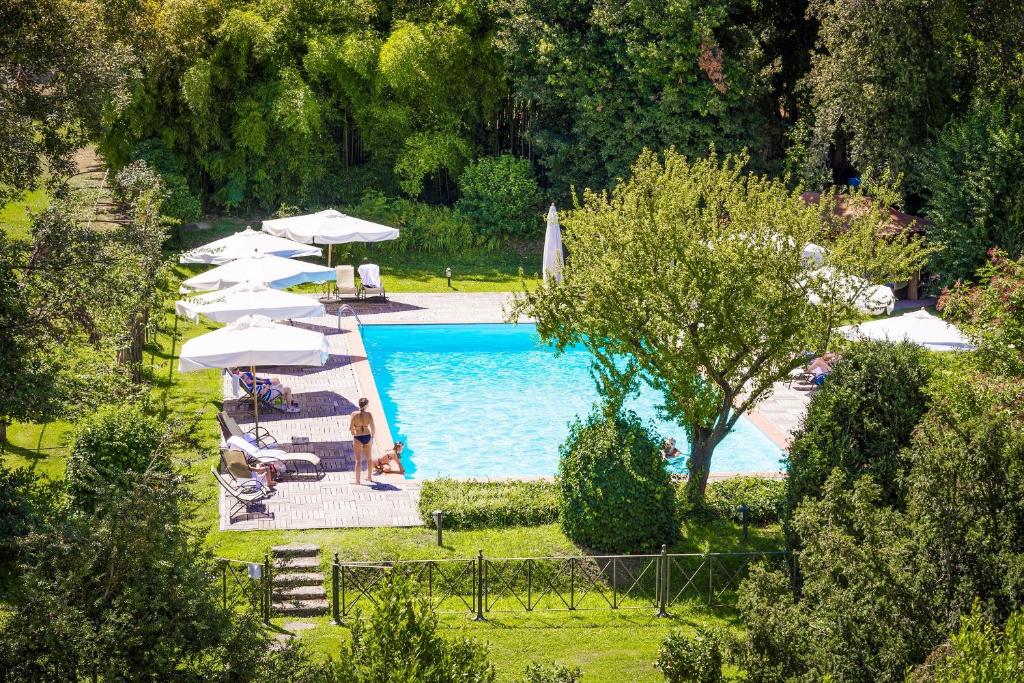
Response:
[801,242,826,266]
[175,281,326,323]
[262,209,399,245]
[837,309,975,352]
[178,227,322,264]
[178,314,329,373]
[179,253,334,292]
[542,204,563,282]
[804,267,896,315]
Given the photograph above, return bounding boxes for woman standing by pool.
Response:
[350,397,375,485]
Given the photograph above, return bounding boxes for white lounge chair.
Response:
[225,435,324,479]
[321,264,359,303]
[357,263,386,301]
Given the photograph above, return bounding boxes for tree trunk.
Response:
[0,418,7,445]
[684,427,728,506]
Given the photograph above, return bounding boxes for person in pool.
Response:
[349,397,375,485]
[661,438,681,460]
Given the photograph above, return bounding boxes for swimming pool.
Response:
[362,324,785,479]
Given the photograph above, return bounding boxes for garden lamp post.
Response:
[445,266,452,288]
[432,510,445,546]
[738,503,750,541]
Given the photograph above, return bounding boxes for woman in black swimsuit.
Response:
[349,397,375,485]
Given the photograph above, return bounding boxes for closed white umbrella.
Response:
[262,209,399,266]
[175,281,325,323]
[179,252,334,293]
[542,204,563,282]
[179,314,329,428]
[838,309,975,352]
[179,226,322,264]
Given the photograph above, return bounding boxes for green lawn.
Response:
[178,218,541,293]
[0,187,49,241]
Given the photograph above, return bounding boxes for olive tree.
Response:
[516,150,927,504]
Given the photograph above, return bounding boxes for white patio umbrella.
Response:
[804,267,896,315]
[179,226,322,264]
[262,209,400,266]
[837,309,975,352]
[542,204,564,282]
[175,281,325,323]
[179,314,329,428]
[801,242,826,266]
[179,252,334,293]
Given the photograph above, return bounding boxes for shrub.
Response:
[457,155,542,238]
[558,406,677,553]
[347,191,479,255]
[419,479,559,529]
[655,628,723,683]
[519,662,582,683]
[0,468,44,584]
[65,403,164,509]
[784,340,931,537]
[339,577,496,682]
[702,476,784,525]
[930,603,1024,682]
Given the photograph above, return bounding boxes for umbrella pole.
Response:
[250,363,260,432]
[327,244,332,267]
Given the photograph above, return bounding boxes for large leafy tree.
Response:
[0,0,131,204]
[517,150,926,504]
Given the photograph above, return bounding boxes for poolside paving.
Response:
[219,293,815,530]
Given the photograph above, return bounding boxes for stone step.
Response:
[271,544,320,559]
[274,585,326,601]
[272,572,324,587]
[273,555,321,571]
[272,598,329,617]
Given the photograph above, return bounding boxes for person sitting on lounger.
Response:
[230,368,299,413]
[807,352,840,377]
[249,462,277,489]
[373,442,404,474]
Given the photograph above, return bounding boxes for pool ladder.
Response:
[337,304,363,330]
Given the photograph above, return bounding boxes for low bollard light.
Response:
[432,509,444,546]
[738,503,750,541]
[445,267,452,288]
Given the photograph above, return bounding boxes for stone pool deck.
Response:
[219,292,809,530]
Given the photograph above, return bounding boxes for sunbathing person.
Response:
[230,368,299,412]
[373,442,405,474]
[660,438,682,460]
[807,352,840,376]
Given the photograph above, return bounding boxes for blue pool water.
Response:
[362,324,785,479]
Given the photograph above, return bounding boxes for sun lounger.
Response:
[212,467,272,521]
[217,411,280,449]
[321,264,359,303]
[357,263,386,301]
[226,435,324,479]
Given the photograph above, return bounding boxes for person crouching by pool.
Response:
[350,397,375,485]
[373,442,404,475]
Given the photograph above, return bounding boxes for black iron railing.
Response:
[217,555,271,624]
[331,547,789,622]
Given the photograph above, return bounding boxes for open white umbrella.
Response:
[179,314,329,428]
[175,281,325,323]
[542,204,563,282]
[801,242,826,266]
[179,227,322,265]
[804,267,896,315]
[262,209,399,266]
[179,252,334,293]
[838,309,975,352]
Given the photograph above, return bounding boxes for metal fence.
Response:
[217,556,271,623]
[331,547,790,622]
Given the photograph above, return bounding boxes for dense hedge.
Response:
[558,407,676,553]
[418,479,559,529]
[700,476,785,525]
[456,155,542,238]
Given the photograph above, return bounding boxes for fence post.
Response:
[473,549,486,621]
[706,551,712,608]
[263,553,272,624]
[657,544,669,617]
[332,553,341,624]
[526,559,533,611]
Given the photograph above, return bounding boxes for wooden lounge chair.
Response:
[320,264,359,303]
[217,411,279,449]
[211,467,272,521]
[225,436,324,479]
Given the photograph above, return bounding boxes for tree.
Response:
[784,340,931,534]
[939,249,1024,377]
[516,150,927,504]
[928,603,1024,682]
[0,439,285,681]
[456,154,542,238]
[904,372,1024,627]
[736,472,940,682]
[922,80,1024,286]
[0,0,131,204]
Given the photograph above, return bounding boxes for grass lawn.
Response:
[0,187,49,241]
[177,218,541,293]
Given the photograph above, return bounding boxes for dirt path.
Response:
[70,146,126,230]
